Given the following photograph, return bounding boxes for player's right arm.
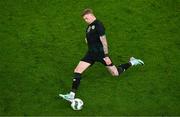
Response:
[85,37,87,43]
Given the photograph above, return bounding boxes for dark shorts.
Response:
[81,52,110,66]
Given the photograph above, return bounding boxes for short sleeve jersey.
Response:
[86,20,105,53]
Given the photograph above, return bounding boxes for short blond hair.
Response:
[81,8,93,17]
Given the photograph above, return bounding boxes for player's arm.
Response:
[100,35,112,65]
[85,37,87,43]
[96,22,108,55]
[100,35,108,55]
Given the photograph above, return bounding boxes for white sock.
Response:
[70,91,75,98]
[129,61,135,66]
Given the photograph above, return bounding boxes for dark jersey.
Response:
[86,20,105,53]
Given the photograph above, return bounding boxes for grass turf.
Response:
[0,0,179,115]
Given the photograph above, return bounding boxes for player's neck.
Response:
[90,17,96,25]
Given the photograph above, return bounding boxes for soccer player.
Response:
[59,8,144,102]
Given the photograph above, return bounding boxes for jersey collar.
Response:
[89,19,98,26]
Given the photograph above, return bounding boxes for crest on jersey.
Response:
[92,25,95,29]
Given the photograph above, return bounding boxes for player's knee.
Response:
[111,71,119,77]
[112,72,119,77]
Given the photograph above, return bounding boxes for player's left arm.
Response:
[100,35,112,65]
[100,35,108,55]
[97,23,112,65]
[96,23,108,55]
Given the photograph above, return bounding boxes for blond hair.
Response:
[81,8,93,17]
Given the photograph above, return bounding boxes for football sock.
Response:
[119,62,132,70]
[69,91,75,98]
[71,73,81,93]
[117,62,132,74]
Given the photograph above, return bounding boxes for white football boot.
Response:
[59,92,75,102]
[129,57,144,66]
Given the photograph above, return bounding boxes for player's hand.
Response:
[103,56,112,65]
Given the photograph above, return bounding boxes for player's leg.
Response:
[106,65,119,76]
[116,57,144,75]
[103,56,144,76]
[99,56,120,76]
[72,61,91,92]
[103,59,130,76]
[59,61,91,102]
[59,52,94,102]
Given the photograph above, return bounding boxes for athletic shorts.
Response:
[81,52,111,66]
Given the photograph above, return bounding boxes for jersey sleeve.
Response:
[96,22,105,36]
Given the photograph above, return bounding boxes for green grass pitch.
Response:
[0,0,179,116]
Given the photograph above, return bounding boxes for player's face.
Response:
[83,14,94,24]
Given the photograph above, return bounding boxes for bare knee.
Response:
[107,66,119,77]
[109,69,119,76]
[111,72,119,77]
